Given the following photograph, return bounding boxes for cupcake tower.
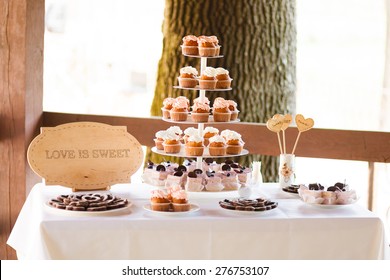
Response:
[152,35,248,170]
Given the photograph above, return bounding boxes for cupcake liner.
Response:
[154,138,164,150]
[163,143,182,154]
[199,46,216,57]
[216,78,232,89]
[181,45,199,56]
[208,146,227,156]
[170,111,188,121]
[161,107,171,119]
[198,79,217,90]
[172,203,191,212]
[150,202,171,212]
[177,77,198,88]
[226,144,244,155]
[230,110,239,121]
[191,112,209,123]
[213,111,231,122]
[185,145,204,157]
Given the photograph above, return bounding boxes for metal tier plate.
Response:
[162,116,240,124]
[151,147,249,158]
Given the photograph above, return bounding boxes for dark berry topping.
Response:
[156,164,166,172]
[188,171,197,178]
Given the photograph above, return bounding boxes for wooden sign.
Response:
[27,122,144,191]
[266,114,284,132]
[281,114,292,131]
[295,114,315,132]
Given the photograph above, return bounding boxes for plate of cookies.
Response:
[45,193,132,216]
[281,184,301,195]
[219,198,278,215]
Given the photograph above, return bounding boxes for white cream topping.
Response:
[221,129,241,140]
[180,66,198,76]
[209,135,226,144]
[163,131,181,141]
[155,130,167,139]
[215,67,229,76]
[202,67,217,77]
[187,135,203,143]
[167,126,183,135]
[184,127,199,136]
[203,126,219,135]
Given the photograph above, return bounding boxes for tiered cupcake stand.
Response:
[151,52,248,169]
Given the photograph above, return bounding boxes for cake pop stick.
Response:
[291,114,314,154]
[281,114,292,154]
[266,115,284,154]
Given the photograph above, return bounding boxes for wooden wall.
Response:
[0,0,44,260]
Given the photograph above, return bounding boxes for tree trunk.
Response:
[150,0,296,181]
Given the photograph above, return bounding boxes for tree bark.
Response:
[0,0,44,259]
[150,0,296,181]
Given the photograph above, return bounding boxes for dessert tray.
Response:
[44,201,132,217]
[143,203,200,216]
[44,193,132,216]
[298,183,359,208]
[219,198,278,215]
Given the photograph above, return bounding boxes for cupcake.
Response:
[202,158,220,172]
[150,189,171,211]
[162,131,182,154]
[185,171,204,192]
[198,35,219,57]
[193,96,210,105]
[161,97,175,119]
[181,35,199,56]
[165,170,186,189]
[208,135,226,156]
[199,67,217,89]
[212,97,231,122]
[204,171,224,191]
[220,171,240,190]
[203,126,219,146]
[185,135,204,157]
[215,67,232,89]
[166,184,182,201]
[191,101,210,123]
[178,66,198,88]
[171,190,191,212]
[183,158,197,172]
[170,97,189,121]
[142,163,170,186]
[234,166,252,184]
[183,127,199,143]
[154,130,166,150]
[322,191,337,205]
[222,130,244,155]
[166,126,183,141]
[227,100,239,121]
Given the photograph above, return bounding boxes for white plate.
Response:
[44,202,132,217]
[219,205,278,215]
[143,203,200,216]
[162,115,240,124]
[303,202,356,209]
[173,85,232,91]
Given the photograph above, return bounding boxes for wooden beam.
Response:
[0,0,44,260]
[43,112,390,163]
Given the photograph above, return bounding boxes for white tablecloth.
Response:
[7,182,387,260]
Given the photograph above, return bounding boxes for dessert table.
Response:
[7,182,387,260]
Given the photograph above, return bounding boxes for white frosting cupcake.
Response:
[180,66,198,76]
